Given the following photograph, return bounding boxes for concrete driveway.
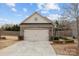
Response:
[0,41,56,56]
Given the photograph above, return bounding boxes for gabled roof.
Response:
[20,12,53,25]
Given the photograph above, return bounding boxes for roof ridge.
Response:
[20,12,53,25]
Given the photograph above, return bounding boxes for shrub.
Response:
[18,36,24,40]
[2,37,6,39]
[0,37,6,40]
[54,36,59,40]
[49,36,59,41]
[73,36,76,39]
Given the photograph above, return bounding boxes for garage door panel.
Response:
[24,30,49,41]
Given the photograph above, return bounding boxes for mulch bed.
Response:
[52,43,77,56]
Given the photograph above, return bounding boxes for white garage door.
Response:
[24,30,49,41]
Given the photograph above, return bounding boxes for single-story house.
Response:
[20,12,54,41]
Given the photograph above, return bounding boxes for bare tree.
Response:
[54,20,59,37]
[62,3,79,55]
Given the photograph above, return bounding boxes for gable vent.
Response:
[35,17,38,21]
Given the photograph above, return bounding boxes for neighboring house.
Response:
[59,21,72,37]
[20,12,54,41]
[70,17,79,38]
[57,28,72,37]
[53,20,72,37]
[71,20,78,38]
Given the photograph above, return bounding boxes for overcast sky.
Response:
[0,3,67,25]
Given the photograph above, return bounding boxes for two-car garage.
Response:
[24,29,49,41]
